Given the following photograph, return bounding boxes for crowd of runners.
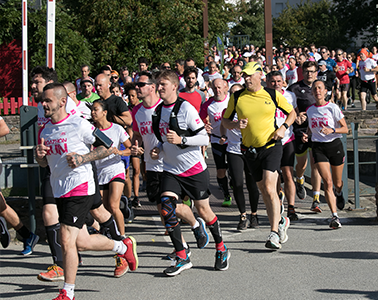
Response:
[0,43,377,300]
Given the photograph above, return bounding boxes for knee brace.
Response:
[161,196,178,229]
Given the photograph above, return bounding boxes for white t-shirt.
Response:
[276,90,297,145]
[77,101,92,120]
[95,123,129,185]
[227,77,245,89]
[37,96,80,127]
[225,111,242,155]
[179,73,205,90]
[38,114,96,198]
[279,66,289,82]
[359,58,377,81]
[306,102,344,143]
[202,71,222,82]
[158,100,208,176]
[286,67,299,87]
[132,100,164,172]
[199,95,230,144]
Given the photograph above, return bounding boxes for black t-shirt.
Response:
[317,70,336,91]
[104,94,129,126]
[287,80,316,134]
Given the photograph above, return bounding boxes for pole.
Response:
[46,0,56,68]
[22,0,28,106]
[351,123,360,209]
[264,0,273,65]
[203,0,209,68]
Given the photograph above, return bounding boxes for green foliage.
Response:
[231,0,265,47]
[273,0,349,49]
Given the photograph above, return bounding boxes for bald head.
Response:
[212,78,228,101]
[63,81,76,94]
[95,73,111,100]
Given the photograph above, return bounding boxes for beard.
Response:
[44,102,60,118]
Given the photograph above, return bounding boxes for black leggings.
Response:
[227,152,259,214]
[347,75,357,101]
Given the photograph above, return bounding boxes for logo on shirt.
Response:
[73,216,78,223]
[195,119,200,124]
[60,132,66,136]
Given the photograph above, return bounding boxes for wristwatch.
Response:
[282,123,289,129]
[181,136,187,145]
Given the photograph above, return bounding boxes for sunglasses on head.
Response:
[136,82,153,87]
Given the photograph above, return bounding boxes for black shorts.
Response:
[361,79,377,95]
[294,133,312,156]
[56,195,94,229]
[312,138,345,166]
[40,166,56,205]
[340,83,349,92]
[211,143,228,170]
[161,169,211,200]
[242,142,282,182]
[281,140,295,167]
[99,177,125,191]
[146,171,163,204]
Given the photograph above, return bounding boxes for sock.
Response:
[17,226,30,240]
[112,240,127,254]
[335,190,342,196]
[215,241,226,252]
[332,212,338,218]
[298,176,304,180]
[313,191,320,196]
[167,224,185,255]
[63,283,75,300]
[100,216,122,241]
[207,216,223,245]
[191,220,199,230]
[217,176,229,197]
[46,223,63,267]
[288,205,295,209]
[183,242,188,249]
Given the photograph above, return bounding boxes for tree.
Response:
[231,0,265,47]
[272,0,349,49]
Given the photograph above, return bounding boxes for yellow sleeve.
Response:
[276,91,293,115]
[223,93,236,120]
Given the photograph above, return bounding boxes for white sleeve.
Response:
[80,119,96,145]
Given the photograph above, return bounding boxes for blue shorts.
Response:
[120,143,130,169]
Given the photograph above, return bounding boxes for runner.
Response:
[151,70,230,275]
[358,48,378,110]
[36,83,138,300]
[303,80,348,228]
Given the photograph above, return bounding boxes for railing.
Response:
[0,97,37,115]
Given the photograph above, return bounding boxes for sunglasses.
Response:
[111,76,118,79]
[321,51,326,54]
[337,54,343,56]
[162,66,171,69]
[136,82,153,87]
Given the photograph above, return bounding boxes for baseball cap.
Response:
[318,60,327,66]
[241,62,263,75]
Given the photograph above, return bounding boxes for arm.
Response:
[272,109,297,140]
[35,137,49,168]
[66,145,116,168]
[166,128,209,147]
[0,118,10,138]
[130,130,144,156]
[221,117,248,130]
[320,118,348,135]
[118,110,132,127]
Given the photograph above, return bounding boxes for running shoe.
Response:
[347,98,351,105]
[287,207,299,221]
[296,177,307,200]
[0,217,10,248]
[192,217,209,249]
[278,216,290,244]
[164,255,192,276]
[120,236,138,271]
[351,103,355,108]
[310,194,322,212]
[114,256,129,278]
[182,198,193,209]
[222,195,232,207]
[250,214,259,228]
[329,216,342,229]
[214,246,230,271]
[279,190,285,215]
[265,232,281,250]
[335,191,345,210]
[38,264,64,282]
[237,214,250,231]
[132,197,141,208]
[52,289,74,300]
[21,232,39,256]
[165,246,191,261]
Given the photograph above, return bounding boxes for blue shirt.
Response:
[325,57,337,71]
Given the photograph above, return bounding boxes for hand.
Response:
[166,129,181,144]
[295,112,307,125]
[238,118,248,129]
[320,124,333,135]
[35,138,50,159]
[66,152,84,168]
[272,126,285,140]
[131,140,144,156]
[150,147,160,160]
[219,136,227,145]
[302,132,308,143]
[204,123,213,134]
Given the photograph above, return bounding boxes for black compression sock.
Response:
[17,226,30,240]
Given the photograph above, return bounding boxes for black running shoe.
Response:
[329,216,342,229]
[214,246,230,271]
[164,256,192,276]
[132,197,141,208]
[250,214,259,228]
[192,217,209,249]
[237,214,250,231]
[287,208,299,221]
[164,246,191,261]
[335,191,345,210]
[296,177,306,200]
